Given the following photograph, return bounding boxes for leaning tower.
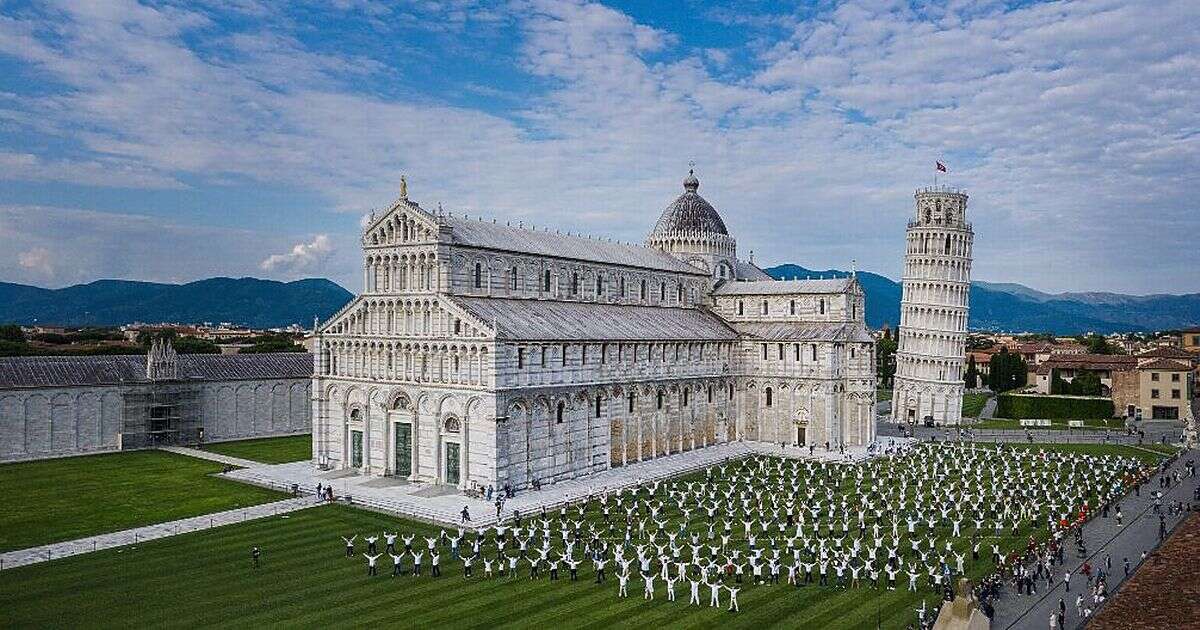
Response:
[892,186,973,425]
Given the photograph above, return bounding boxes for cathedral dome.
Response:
[647,170,729,241]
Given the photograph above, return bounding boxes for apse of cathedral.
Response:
[312,171,877,489]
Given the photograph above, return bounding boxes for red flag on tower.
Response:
[935,161,948,173]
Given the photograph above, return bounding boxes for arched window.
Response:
[556,401,565,424]
[765,387,773,407]
[473,262,482,289]
[945,235,951,254]
[728,383,735,399]
[571,272,579,295]
[543,269,551,292]
[619,277,626,297]
[789,300,796,315]
[594,396,602,418]
[350,408,361,422]
[737,300,744,316]
[444,416,461,433]
[659,282,666,301]
[656,391,664,410]
[761,300,769,315]
[819,299,825,315]
[628,392,636,413]
[682,388,689,407]
[640,279,647,300]
[510,266,518,290]
[596,273,604,297]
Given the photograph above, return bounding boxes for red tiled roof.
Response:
[1138,358,1193,371]
[1035,354,1137,375]
[1137,346,1195,360]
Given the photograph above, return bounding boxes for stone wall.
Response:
[0,378,311,463]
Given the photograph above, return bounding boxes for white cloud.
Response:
[0,205,357,289]
[260,235,335,274]
[17,247,54,277]
[0,0,1196,293]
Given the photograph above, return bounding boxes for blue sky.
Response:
[0,0,1197,294]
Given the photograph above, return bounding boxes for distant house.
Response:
[1033,347,1195,422]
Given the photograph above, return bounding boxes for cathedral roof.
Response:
[0,353,312,389]
[713,277,855,296]
[445,216,703,276]
[731,321,874,343]
[449,296,737,342]
[647,170,729,241]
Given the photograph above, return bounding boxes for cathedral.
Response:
[311,171,877,490]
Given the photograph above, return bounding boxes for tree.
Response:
[172,336,220,354]
[964,354,979,389]
[0,324,26,343]
[1072,370,1103,396]
[987,348,1028,393]
[876,334,898,389]
[1082,334,1118,355]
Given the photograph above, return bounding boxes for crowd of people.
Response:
[326,442,1155,626]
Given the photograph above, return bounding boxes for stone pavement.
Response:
[159,445,262,468]
[989,448,1198,629]
[223,439,908,531]
[0,496,317,571]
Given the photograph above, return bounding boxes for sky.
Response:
[0,0,1197,295]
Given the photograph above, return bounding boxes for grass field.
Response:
[202,434,312,464]
[961,393,990,418]
[0,451,285,552]
[0,443,1162,629]
[877,389,893,402]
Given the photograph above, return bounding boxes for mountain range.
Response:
[1,270,1197,334]
[0,278,353,329]
[764,264,1200,334]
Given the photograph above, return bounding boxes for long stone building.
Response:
[0,340,312,462]
[312,171,877,491]
[892,186,974,425]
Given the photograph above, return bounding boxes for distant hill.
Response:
[764,265,1200,334]
[0,278,354,329]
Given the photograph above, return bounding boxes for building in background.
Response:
[892,187,974,425]
[311,172,877,490]
[0,340,311,462]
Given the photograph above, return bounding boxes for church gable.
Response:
[361,177,443,248]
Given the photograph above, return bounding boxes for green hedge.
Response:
[995,394,1115,420]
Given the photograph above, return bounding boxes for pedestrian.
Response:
[251,546,261,569]
[462,505,471,524]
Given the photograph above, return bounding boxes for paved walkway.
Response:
[990,448,1197,629]
[159,445,262,468]
[0,496,318,571]
[223,440,907,530]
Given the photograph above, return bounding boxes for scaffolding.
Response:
[120,383,202,450]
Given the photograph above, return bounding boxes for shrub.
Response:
[995,394,1114,420]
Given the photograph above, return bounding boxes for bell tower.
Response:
[892,186,974,425]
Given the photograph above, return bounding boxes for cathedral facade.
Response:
[311,172,876,490]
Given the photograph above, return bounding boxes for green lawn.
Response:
[0,451,285,552]
[1004,442,1167,465]
[961,393,990,418]
[0,445,1159,629]
[202,434,312,464]
[876,389,893,402]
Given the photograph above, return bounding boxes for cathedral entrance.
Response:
[445,442,461,486]
[795,425,806,446]
[350,430,363,468]
[393,423,412,477]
